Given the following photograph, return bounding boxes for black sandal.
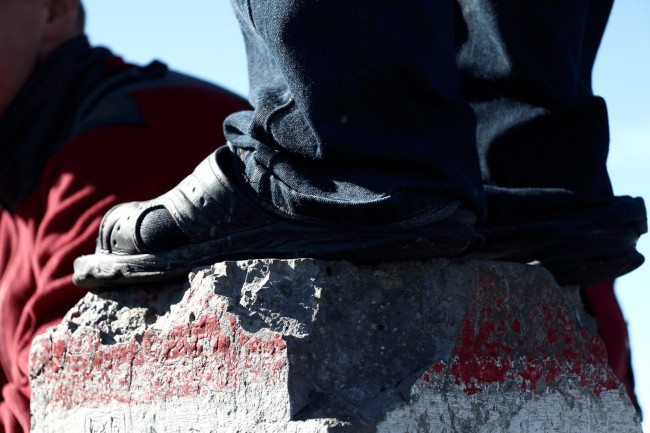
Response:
[73,146,478,288]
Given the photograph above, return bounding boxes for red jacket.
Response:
[0,45,249,432]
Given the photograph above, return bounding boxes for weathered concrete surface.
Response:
[30,259,642,432]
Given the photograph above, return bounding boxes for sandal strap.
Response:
[162,147,275,243]
[98,147,278,254]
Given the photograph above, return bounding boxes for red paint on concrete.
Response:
[422,275,619,397]
[422,362,446,384]
[450,316,513,393]
[31,302,287,410]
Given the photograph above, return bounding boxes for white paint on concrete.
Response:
[379,383,641,433]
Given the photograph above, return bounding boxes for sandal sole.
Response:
[74,224,480,288]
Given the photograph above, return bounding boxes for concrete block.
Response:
[30,259,642,432]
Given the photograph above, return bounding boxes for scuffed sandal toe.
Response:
[98,201,149,255]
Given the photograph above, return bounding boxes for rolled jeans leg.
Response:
[456,0,615,224]
[225,0,485,225]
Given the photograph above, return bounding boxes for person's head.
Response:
[0,0,84,116]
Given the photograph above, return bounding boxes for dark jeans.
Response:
[225,0,614,228]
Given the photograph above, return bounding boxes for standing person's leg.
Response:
[456,1,645,411]
[73,0,486,287]
[224,0,483,225]
[457,0,646,284]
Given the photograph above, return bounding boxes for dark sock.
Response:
[140,207,190,251]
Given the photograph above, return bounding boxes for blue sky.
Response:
[85,0,649,425]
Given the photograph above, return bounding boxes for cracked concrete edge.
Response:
[30,258,642,432]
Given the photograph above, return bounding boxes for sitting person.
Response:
[0,0,249,431]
